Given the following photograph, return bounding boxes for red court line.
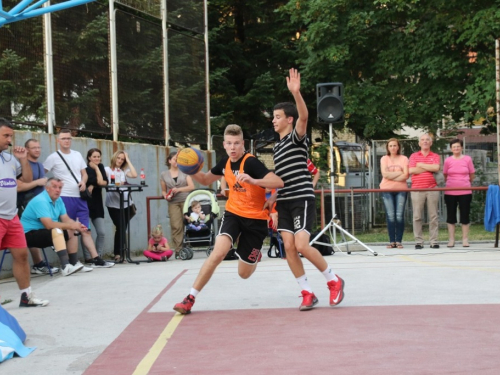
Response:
[83,270,187,375]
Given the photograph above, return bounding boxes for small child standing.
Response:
[184,200,207,231]
[144,225,173,261]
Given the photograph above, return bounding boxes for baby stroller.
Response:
[178,189,220,260]
[267,217,286,259]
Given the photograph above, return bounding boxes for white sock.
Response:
[321,268,338,282]
[296,275,313,293]
[20,286,31,296]
[190,288,200,297]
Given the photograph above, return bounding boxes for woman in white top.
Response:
[105,151,137,262]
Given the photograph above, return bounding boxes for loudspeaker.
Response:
[317,83,344,124]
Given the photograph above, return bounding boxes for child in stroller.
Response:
[184,200,208,231]
[177,189,220,260]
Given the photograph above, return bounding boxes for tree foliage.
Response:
[208,0,500,140]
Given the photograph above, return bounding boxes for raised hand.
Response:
[286,68,301,94]
[13,146,27,159]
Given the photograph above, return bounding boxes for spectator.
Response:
[20,178,89,276]
[443,139,475,247]
[307,158,320,188]
[184,200,207,231]
[160,152,194,259]
[43,128,113,267]
[144,224,173,262]
[0,118,48,307]
[380,138,409,249]
[409,133,441,249]
[104,150,137,262]
[82,148,108,263]
[16,139,58,274]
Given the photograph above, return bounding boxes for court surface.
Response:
[1,243,499,374]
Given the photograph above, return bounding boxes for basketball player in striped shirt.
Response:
[409,133,441,249]
[265,68,345,311]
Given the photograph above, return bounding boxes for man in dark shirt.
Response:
[16,139,58,275]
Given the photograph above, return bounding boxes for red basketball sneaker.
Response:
[173,294,195,314]
[327,276,345,306]
[299,290,318,311]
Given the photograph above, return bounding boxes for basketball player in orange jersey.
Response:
[173,124,284,314]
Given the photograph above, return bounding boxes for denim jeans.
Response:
[382,192,408,243]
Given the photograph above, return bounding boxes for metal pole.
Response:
[109,0,119,142]
[204,0,211,150]
[496,38,500,181]
[43,2,55,134]
[161,0,169,147]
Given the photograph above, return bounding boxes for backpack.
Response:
[311,231,334,256]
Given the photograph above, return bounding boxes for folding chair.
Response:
[0,248,55,278]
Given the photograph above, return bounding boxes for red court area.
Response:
[85,304,500,374]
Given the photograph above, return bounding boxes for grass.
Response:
[349,224,496,244]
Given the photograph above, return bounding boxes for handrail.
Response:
[147,186,491,243]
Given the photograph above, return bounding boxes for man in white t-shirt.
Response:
[43,128,113,268]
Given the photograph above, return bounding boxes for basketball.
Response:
[177,148,204,175]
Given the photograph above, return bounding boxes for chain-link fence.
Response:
[0,0,208,144]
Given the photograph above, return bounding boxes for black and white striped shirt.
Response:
[273,129,315,202]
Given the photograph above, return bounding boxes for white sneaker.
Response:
[19,292,49,307]
[61,263,83,276]
[75,261,93,272]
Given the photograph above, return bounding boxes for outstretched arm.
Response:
[287,68,308,138]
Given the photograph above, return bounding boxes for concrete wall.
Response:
[1,131,215,276]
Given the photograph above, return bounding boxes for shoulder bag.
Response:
[57,151,92,201]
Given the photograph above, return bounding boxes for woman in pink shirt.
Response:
[443,139,475,247]
[380,138,409,248]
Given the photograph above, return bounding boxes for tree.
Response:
[208,0,500,140]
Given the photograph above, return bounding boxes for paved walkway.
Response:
[1,243,500,374]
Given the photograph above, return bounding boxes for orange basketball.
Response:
[177,148,204,175]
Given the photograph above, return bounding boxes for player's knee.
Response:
[238,269,252,279]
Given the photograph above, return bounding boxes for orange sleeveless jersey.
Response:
[224,154,269,220]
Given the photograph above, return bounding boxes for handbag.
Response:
[56,151,92,201]
[130,203,137,219]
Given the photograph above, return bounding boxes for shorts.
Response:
[218,211,268,264]
[61,196,90,228]
[25,229,70,248]
[276,199,315,235]
[0,216,27,249]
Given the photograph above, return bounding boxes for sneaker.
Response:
[75,261,93,272]
[299,290,318,311]
[430,244,440,249]
[327,276,345,306]
[31,263,60,275]
[19,292,49,307]
[84,258,94,264]
[61,263,83,276]
[173,294,195,314]
[93,257,115,268]
[161,256,168,262]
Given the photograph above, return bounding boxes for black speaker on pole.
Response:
[317,83,344,124]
